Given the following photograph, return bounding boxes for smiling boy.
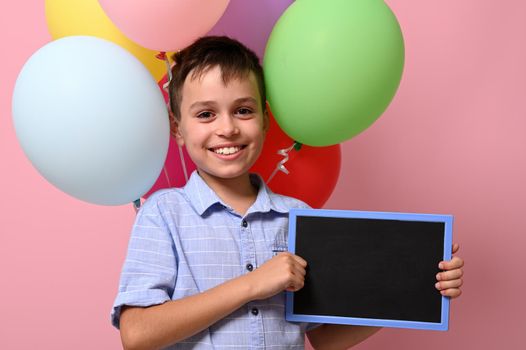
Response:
[111,36,464,350]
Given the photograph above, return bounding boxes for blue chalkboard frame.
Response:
[286,208,453,331]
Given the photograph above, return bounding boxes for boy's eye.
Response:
[236,108,253,116]
[196,111,214,119]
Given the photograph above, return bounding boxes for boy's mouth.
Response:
[209,145,247,155]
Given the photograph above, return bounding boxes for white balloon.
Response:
[12,36,169,205]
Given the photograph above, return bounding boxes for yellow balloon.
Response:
[45,0,172,80]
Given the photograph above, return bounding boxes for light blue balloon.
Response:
[12,36,169,205]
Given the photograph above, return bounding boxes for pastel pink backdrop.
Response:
[1,1,524,349]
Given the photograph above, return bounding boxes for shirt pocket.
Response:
[270,227,289,256]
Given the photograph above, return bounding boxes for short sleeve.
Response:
[111,194,178,329]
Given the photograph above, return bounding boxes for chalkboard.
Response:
[286,209,453,331]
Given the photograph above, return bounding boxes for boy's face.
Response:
[174,65,268,182]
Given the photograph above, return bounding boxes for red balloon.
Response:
[251,112,341,208]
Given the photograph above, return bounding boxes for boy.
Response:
[111,36,464,350]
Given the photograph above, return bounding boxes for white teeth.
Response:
[213,146,240,155]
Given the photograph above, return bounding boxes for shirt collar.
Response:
[183,170,290,216]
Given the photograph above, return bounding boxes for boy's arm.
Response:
[120,252,307,350]
[306,325,381,350]
[120,274,252,350]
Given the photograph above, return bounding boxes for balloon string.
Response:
[266,142,299,184]
[156,51,173,95]
[162,164,172,188]
[178,144,189,182]
[155,51,172,89]
[133,198,141,213]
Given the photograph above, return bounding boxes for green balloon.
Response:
[264,0,404,146]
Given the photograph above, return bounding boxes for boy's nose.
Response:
[216,115,240,137]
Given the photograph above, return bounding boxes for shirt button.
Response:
[246,263,253,272]
[242,220,248,228]
[251,307,259,316]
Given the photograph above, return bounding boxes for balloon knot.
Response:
[133,198,142,213]
[155,51,167,60]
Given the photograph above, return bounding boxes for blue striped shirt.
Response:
[111,171,318,349]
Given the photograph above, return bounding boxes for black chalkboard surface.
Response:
[285,209,453,331]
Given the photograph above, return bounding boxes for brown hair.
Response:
[168,36,266,123]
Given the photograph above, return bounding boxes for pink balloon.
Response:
[99,0,230,51]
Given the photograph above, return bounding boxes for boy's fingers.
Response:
[436,268,463,281]
[274,253,306,278]
[285,262,306,291]
[434,244,463,299]
[439,256,464,270]
[286,285,303,292]
[435,278,463,290]
[440,288,462,298]
[292,254,308,268]
[285,275,305,292]
[292,265,306,277]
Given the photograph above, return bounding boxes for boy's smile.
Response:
[175,66,268,184]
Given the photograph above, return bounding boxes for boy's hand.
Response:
[245,252,307,300]
[435,243,464,298]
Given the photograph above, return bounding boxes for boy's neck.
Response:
[197,170,258,216]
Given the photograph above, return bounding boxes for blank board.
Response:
[286,208,453,331]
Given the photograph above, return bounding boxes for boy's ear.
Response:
[169,110,185,146]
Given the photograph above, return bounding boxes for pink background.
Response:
[1,0,525,349]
